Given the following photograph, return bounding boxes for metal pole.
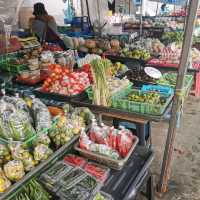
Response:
[157,0,200,195]
[85,0,93,29]
[97,0,101,23]
[155,2,159,16]
[80,0,84,16]
[139,0,143,39]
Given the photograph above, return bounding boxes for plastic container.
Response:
[86,83,133,101]
[92,191,114,200]
[0,61,27,74]
[40,161,73,185]
[156,73,193,96]
[84,162,110,183]
[74,135,139,170]
[59,168,87,189]
[112,89,173,116]
[58,184,92,200]
[34,87,88,102]
[102,147,154,200]
[64,154,87,168]
[39,175,61,193]
[58,174,101,200]
[141,85,174,96]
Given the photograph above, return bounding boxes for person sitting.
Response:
[160,3,169,15]
[29,2,67,50]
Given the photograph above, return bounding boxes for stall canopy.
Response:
[148,0,187,5]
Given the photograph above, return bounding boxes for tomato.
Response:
[42,86,49,92]
[63,68,70,74]
[45,78,52,83]
[54,67,62,74]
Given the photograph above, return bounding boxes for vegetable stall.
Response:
[0,0,199,199]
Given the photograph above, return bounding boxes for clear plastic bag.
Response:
[9,142,35,172]
[0,167,11,193]
[3,160,25,181]
[31,98,52,132]
[33,144,53,162]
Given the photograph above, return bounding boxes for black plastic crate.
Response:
[34,88,88,102]
[102,147,154,200]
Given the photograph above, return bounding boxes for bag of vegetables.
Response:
[34,144,53,162]
[31,98,52,133]
[9,143,35,172]
[2,95,32,124]
[0,167,11,193]
[0,100,36,142]
[4,160,25,181]
[0,144,11,165]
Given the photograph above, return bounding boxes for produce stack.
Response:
[0,93,93,192]
[79,121,136,160]
[90,59,112,106]
[41,64,90,96]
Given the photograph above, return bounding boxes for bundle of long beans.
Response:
[90,59,112,107]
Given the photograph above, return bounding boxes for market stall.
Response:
[0,0,199,199]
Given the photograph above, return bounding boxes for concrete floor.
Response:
[150,96,200,200]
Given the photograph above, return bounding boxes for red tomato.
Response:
[54,67,62,74]
[63,68,70,74]
[45,78,51,83]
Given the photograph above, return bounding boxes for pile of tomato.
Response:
[42,64,90,96]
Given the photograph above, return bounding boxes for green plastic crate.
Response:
[0,62,27,74]
[156,73,193,97]
[86,83,133,101]
[112,89,173,115]
[0,119,57,148]
[0,54,28,74]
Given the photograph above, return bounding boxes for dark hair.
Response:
[161,4,166,11]
[33,3,48,16]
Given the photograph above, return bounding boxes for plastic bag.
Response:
[34,144,53,161]
[79,131,119,160]
[0,144,11,165]
[33,134,51,146]
[4,160,25,181]
[9,143,35,172]
[48,116,74,147]
[8,110,36,141]
[0,167,11,193]
[88,123,134,158]
[0,99,36,141]
[117,127,134,157]
[2,95,32,123]
[89,122,109,145]
[31,98,52,132]
[71,107,95,125]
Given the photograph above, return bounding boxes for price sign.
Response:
[130,32,138,39]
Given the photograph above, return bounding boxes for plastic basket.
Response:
[156,74,193,96]
[86,83,133,101]
[112,89,173,116]
[141,85,174,96]
[34,87,88,102]
[0,119,57,147]
[0,61,27,74]
[74,135,139,170]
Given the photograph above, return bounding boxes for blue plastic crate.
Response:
[141,85,174,96]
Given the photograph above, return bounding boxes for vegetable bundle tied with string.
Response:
[90,59,112,106]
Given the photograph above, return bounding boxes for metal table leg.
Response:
[146,175,154,200]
